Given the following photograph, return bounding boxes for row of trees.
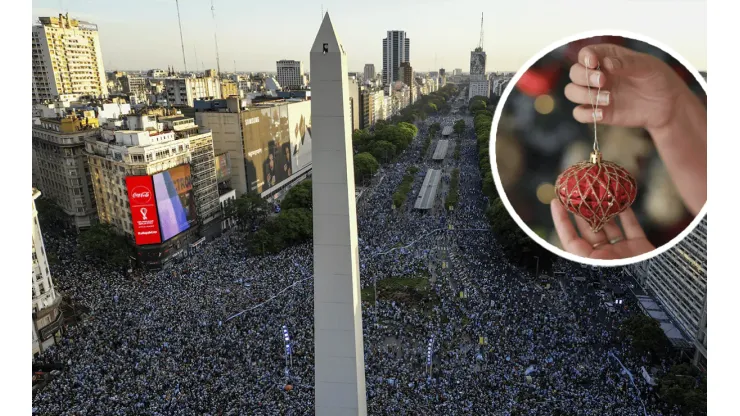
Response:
[470,95,553,273]
[386,84,459,125]
[392,166,419,209]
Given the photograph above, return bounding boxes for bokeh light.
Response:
[534,95,555,115]
[536,183,555,204]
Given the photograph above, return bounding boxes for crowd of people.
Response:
[33,90,679,415]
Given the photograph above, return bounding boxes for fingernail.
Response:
[593,109,603,120]
[597,91,610,105]
[585,56,591,68]
[589,72,601,87]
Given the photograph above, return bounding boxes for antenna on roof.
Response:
[478,12,484,50]
[175,0,188,72]
[211,0,222,77]
[194,45,199,75]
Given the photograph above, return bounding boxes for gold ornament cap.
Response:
[589,151,602,165]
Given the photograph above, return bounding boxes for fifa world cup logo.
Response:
[140,207,148,220]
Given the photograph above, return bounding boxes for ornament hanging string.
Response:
[585,62,602,154]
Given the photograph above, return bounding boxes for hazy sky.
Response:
[32,0,707,73]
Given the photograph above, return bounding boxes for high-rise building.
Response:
[363,64,376,82]
[453,68,463,76]
[276,60,306,90]
[85,113,219,268]
[470,48,487,79]
[196,97,313,198]
[399,62,413,88]
[32,113,99,229]
[32,188,64,357]
[121,75,147,96]
[164,75,222,107]
[348,76,361,132]
[382,30,410,85]
[439,68,446,77]
[32,14,108,103]
[627,216,707,369]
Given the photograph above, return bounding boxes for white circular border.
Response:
[489,29,708,267]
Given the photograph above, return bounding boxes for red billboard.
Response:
[126,175,162,245]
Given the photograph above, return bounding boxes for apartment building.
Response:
[32,14,108,103]
[32,189,64,356]
[32,114,99,229]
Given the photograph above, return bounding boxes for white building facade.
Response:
[32,189,64,356]
[32,14,108,103]
[164,76,222,107]
[627,216,707,369]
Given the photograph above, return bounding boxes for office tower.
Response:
[363,64,375,82]
[276,60,306,90]
[32,14,108,103]
[399,62,413,88]
[32,189,64,357]
[470,48,487,79]
[382,30,410,85]
[627,216,707,369]
[196,97,313,198]
[32,113,99,229]
[311,13,368,415]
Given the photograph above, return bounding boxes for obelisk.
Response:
[310,13,368,416]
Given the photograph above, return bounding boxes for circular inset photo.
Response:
[490,32,707,266]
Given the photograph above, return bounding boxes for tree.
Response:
[352,129,373,152]
[427,103,438,113]
[34,197,68,234]
[658,363,707,415]
[234,192,270,230]
[453,119,466,136]
[77,223,133,270]
[620,314,672,360]
[281,180,312,211]
[429,122,441,135]
[482,171,498,200]
[353,152,380,185]
[469,98,488,114]
[370,140,397,164]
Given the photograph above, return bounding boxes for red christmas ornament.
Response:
[555,151,637,233]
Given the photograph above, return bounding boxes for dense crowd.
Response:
[33,91,677,415]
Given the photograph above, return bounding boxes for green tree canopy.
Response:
[658,363,707,415]
[353,152,380,184]
[370,140,397,164]
[453,119,466,136]
[281,180,312,211]
[621,314,672,360]
[77,223,133,270]
[352,129,373,151]
[235,192,270,229]
[35,197,68,234]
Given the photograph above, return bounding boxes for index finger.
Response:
[551,199,593,257]
[579,47,600,69]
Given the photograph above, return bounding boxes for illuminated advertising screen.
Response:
[126,175,162,245]
[241,100,312,193]
[152,164,197,241]
[215,152,232,183]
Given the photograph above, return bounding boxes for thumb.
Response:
[578,44,653,76]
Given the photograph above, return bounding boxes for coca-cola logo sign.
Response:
[130,186,152,204]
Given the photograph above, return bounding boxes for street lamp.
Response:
[534,256,540,280]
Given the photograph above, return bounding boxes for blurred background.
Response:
[494,36,707,250]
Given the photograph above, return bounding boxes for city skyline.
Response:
[32,0,707,73]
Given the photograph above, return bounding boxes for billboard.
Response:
[241,101,312,194]
[215,152,232,183]
[126,175,162,245]
[152,164,197,241]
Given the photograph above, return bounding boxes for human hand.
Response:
[565,44,686,130]
[551,199,655,260]
[565,44,707,216]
